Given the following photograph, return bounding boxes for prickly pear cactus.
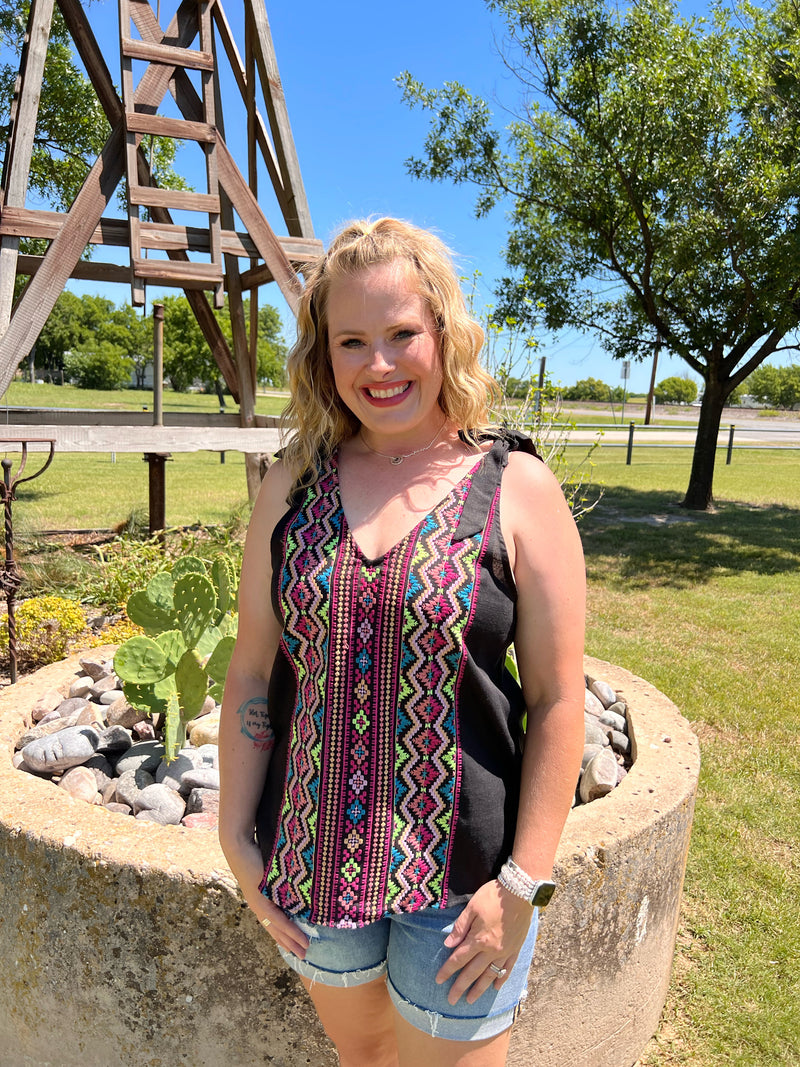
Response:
[114,553,239,758]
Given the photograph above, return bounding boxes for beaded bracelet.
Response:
[497,856,537,900]
[497,856,555,907]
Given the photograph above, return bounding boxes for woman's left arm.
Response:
[437,451,586,1004]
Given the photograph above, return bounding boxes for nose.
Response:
[367,343,396,375]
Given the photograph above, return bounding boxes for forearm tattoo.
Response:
[237,697,275,752]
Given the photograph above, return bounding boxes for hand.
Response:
[222,835,310,959]
[435,881,533,1005]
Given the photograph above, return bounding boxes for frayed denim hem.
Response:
[385,975,520,1041]
[277,943,388,989]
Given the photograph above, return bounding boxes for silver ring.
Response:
[489,963,507,977]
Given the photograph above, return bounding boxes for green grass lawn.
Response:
[0,380,288,417]
[581,448,800,1066]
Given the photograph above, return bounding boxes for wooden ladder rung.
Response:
[132,257,224,285]
[125,112,216,143]
[128,185,220,213]
[121,37,214,71]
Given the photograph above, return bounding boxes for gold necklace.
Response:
[360,420,447,465]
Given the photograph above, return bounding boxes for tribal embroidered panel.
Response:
[266,458,485,927]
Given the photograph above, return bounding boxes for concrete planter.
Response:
[0,650,699,1067]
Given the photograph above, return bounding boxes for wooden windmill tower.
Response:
[0,0,322,496]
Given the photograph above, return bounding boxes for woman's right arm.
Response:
[217,460,309,957]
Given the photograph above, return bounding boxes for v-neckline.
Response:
[331,450,487,566]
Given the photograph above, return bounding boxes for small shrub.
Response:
[0,596,86,669]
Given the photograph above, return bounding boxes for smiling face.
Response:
[326,261,445,445]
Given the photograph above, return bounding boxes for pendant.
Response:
[390,456,403,466]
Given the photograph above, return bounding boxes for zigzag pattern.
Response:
[265,456,484,926]
[268,469,341,914]
[388,483,480,911]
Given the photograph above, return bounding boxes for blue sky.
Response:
[15,0,791,392]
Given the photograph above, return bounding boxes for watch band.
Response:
[497,857,556,907]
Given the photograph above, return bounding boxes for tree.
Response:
[654,377,698,404]
[400,0,800,509]
[746,363,800,408]
[562,377,612,402]
[162,294,286,395]
[63,340,133,390]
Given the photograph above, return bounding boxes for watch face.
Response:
[533,881,556,908]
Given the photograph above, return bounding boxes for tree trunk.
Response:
[681,378,727,510]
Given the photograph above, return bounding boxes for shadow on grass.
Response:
[580,487,800,588]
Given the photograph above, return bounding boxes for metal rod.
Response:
[626,421,635,465]
[727,424,735,465]
[0,438,55,683]
[153,302,164,427]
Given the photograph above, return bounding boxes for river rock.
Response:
[133,783,186,824]
[584,720,609,747]
[115,767,155,808]
[580,749,619,803]
[187,712,220,747]
[106,696,144,730]
[584,690,605,717]
[21,725,102,773]
[156,749,204,793]
[609,729,630,756]
[599,708,627,733]
[31,687,65,722]
[55,697,90,719]
[185,788,220,816]
[133,721,156,741]
[59,766,101,804]
[607,700,627,718]
[136,809,170,825]
[99,690,124,705]
[115,741,165,776]
[582,743,604,770]
[590,678,617,709]
[97,725,133,756]
[79,656,113,682]
[90,675,120,700]
[105,802,133,816]
[181,767,220,791]
[69,676,95,699]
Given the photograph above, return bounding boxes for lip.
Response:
[361,381,412,405]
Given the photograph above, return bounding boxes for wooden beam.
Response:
[15,255,131,283]
[0,205,322,261]
[128,186,220,212]
[131,1,303,310]
[57,0,241,401]
[121,37,214,72]
[247,0,314,238]
[0,0,201,394]
[0,424,283,453]
[212,2,289,221]
[0,0,56,338]
[125,112,216,142]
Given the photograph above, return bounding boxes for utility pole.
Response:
[644,336,661,425]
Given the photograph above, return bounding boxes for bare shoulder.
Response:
[503,449,572,516]
[500,450,582,571]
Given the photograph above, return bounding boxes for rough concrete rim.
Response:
[0,649,698,875]
[0,647,700,1067]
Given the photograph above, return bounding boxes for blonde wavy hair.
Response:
[281,217,500,482]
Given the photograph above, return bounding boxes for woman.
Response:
[218,218,585,1067]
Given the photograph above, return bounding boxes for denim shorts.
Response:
[276,903,539,1042]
